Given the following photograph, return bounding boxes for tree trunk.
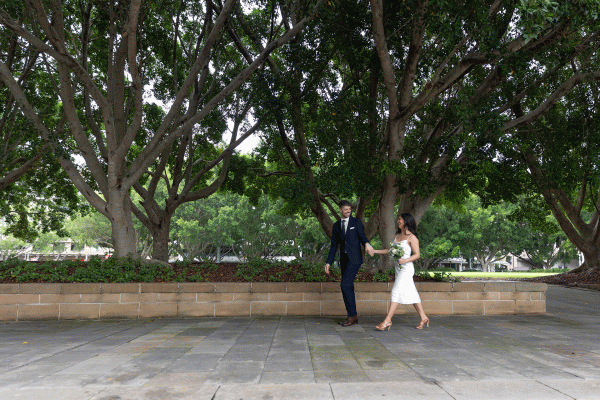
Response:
[475,252,492,272]
[151,217,172,262]
[569,248,600,273]
[107,192,137,258]
[375,172,399,271]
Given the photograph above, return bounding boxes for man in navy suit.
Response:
[325,200,374,326]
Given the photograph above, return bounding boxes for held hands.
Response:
[365,243,375,257]
[324,263,330,275]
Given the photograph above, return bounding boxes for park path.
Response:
[0,285,599,399]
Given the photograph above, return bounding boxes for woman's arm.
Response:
[372,248,389,255]
[398,236,420,264]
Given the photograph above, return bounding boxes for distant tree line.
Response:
[1,191,577,273]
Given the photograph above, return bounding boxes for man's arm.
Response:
[324,222,339,274]
[356,219,375,257]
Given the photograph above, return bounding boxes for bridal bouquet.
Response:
[389,241,405,262]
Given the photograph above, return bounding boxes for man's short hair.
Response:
[338,200,352,208]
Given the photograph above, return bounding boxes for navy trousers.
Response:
[340,254,361,317]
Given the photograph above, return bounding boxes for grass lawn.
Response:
[437,271,561,279]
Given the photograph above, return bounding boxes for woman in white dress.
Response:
[372,213,429,331]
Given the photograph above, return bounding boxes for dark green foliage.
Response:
[0,159,86,242]
[372,268,395,282]
[0,257,177,283]
[68,257,177,283]
[415,270,458,283]
[0,258,71,283]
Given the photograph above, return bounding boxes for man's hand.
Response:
[324,263,330,274]
[365,243,375,257]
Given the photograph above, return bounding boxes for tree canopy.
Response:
[0,0,322,257]
[246,0,600,270]
[1,0,599,272]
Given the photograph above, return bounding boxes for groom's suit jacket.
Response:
[326,215,370,266]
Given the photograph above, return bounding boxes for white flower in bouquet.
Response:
[389,241,404,262]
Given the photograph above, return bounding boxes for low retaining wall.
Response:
[0,281,547,321]
[574,283,600,291]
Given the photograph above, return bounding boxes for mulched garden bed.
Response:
[524,269,600,286]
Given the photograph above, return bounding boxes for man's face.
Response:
[340,205,352,219]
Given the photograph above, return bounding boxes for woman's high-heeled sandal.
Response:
[375,321,392,331]
[415,318,429,329]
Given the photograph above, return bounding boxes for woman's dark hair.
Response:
[397,213,418,238]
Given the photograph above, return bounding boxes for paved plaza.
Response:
[0,285,599,399]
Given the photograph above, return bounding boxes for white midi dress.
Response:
[390,239,422,304]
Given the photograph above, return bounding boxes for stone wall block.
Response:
[468,292,500,301]
[484,282,516,292]
[303,292,339,302]
[287,301,321,316]
[0,304,18,321]
[214,283,251,293]
[251,301,287,316]
[355,300,387,316]
[484,301,516,315]
[515,282,548,292]
[452,300,485,315]
[41,294,81,304]
[141,283,178,293]
[61,284,101,294]
[157,293,196,303]
[516,300,546,314]
[319,301,347,316]
[252,283,286,293]
[19,283,61,294]
[81,294,121,303]
[420,282,453,292]
[120,293,159,303]
[18,304,59,320]
[197,293,233,302]
[59,303,100,319]
[139,302,178,318]
[321,282,340,292]
[0,285,18,294]
[391,303,419,315]
[0,294,39,305]
[100,303,139,319]
[286,283,322,293]
[269,293,303,302]
[420,300,453,315]
[233,292,269,302]
[214,301,251,317]
[102,283,140,294]
[178,302,214,317]
[452,282,485,292]
[178,283,215,293]
[355,282,390,292]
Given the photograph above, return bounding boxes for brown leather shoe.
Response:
[341,316,358,327]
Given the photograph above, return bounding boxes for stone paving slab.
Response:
[437,380,574,400]
[0,286,600,399]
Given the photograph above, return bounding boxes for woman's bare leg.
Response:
[413,302,427,320]
[413,302,429,328]
[383,302,398,323]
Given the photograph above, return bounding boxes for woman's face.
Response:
[397,217,404,230]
